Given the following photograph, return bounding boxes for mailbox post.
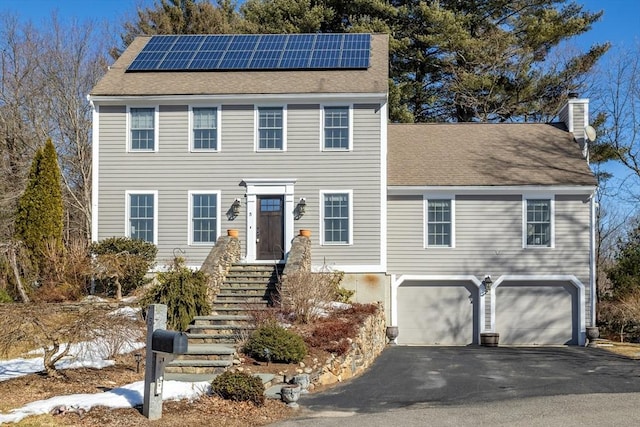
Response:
[142,304,188,420]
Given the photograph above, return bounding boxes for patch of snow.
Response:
[108,305,141,320]
[0,380,210,424]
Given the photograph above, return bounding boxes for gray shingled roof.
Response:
[388,123,596,187]
[90,34,389,97]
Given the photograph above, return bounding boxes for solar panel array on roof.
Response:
[127,33,371,71]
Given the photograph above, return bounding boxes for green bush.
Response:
[211,370,265,406]
[90,237,157,296]
[244,323,307,363]
[0,288,13,303]
[139,257,209,331]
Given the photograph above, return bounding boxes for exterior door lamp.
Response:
[295,197,306,219]
[231,198,241,217]
[482,275,492,295]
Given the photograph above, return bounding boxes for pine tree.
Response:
[15,139,64,269]
[114,0,255,57]
[607,224,640,300]
[116,0,608,123]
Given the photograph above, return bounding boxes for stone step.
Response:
[211,306,272,316]
[185,343,236,355]
[214,295,270,303]
[187,324,255,334]
[219,285,273,292]
[193,315,252,326]
[223,278,277,285]
[216,292,270,300]
[165,359,233,374]
[212,300,270,307]
[187,334,239,345]
[228,266,278,273]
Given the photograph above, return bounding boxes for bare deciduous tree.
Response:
[0,303,143,376]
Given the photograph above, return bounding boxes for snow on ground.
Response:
[0,305,196,424]
[0,380,210,424]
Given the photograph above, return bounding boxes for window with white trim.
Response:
[525,198,552,247]
[322,191,351,244]
[192,107,218,151]
[130,107,156,151]
[323,106,349,150]
[425,198,454,247]
[189,192,219,244]
[127,192,156,243]
[257,107,284,150]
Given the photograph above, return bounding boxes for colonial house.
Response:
[89,33,596,346]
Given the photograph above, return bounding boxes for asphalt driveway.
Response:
[297,346,640,413]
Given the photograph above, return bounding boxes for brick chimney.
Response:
[558,93,590,158]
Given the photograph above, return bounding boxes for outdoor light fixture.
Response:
[134,352,142,373]
[482,275,492,294]
[295,197,306,219]
[231,198,241,217]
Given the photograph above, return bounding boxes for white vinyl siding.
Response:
[323,106,351,150]
[189,191,220,245]
[190,107,220,151]
[128,107,157,151]
[524,196,554,248]
[321,190,352,245]
[126,191,157,243]
[256,106,286,150]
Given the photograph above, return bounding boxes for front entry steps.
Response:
[166,263,283,377]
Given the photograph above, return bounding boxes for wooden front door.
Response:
[257,195,284,260]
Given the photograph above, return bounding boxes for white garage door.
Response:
[495,283,577,345]
[397,282,478,345]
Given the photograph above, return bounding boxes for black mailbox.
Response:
[151,330,188,354]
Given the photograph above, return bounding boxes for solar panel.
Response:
[127,33,371,72]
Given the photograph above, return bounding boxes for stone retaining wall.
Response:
[280,235,311,309]
[199,236,241,306]
[314,302,387,386]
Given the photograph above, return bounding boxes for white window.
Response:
[424,196,455,248]
[256,106,286,151]
[323,106,351,150]
[128,107,158,151]
[321,190,353,245]
[125,191,157,244]
[190,107,220,151]
[189,191,220,245]
[524,197,554,248]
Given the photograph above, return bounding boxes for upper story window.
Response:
[191,107,219,151]
[321,191,352,245]
[189,191,219,244]
[126,191,157,243]
[525,198,554,247]
[323,106,350,150]
[129,107,157,151]
[425,198,454,247]
[257,106,285,151]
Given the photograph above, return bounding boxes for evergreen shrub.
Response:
[90,237,157,295]
[14,139,64,272]
[211,370,265,406]
[140,257,209,331]
[244,323,307,363]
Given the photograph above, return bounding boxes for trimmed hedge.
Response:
[244,323,307,363]
[211,371,265,406]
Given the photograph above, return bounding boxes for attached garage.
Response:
[396,281,479,345]
[494,281,579,345]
